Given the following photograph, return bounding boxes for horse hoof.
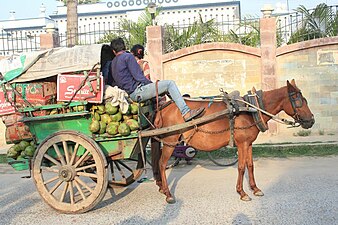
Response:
[254,190,264,196]
[159,189,164,194]
[166,196,176,204]
[241,195,252,201]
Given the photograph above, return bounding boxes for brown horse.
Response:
[151,79,315,203]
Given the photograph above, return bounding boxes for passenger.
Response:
[130,44,151,80]
[100,44,115,86]
[109,37,204,122]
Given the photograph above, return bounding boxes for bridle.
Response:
[288,90,308,124]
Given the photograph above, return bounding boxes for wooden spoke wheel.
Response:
[32,131,108,214]
[207,147,238,167]
[108,152,144,187]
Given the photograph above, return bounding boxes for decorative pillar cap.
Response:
[44,23,58,34]
[261,4,274,18]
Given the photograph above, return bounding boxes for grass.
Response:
[0,144,337,165]
[195,144,338,160]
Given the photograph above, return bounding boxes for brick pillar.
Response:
[260,6,278,134]
[146,26,164,81]
[40,24,60,50]
[260,15,276,90]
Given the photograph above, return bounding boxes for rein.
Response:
[235,98,298,127]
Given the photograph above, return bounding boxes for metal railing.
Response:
[164,17,260,53]
[277,4,338,45]
[1,4,337,56]
[0,30,40,56]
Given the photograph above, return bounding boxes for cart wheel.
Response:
[108,152,143,187]
[207,147,238,167]
[32,131,108,214]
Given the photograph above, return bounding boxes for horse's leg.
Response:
[151,139,162,190]
[159,145,176,204]
[236,143,251,201]
[246,144,264,197]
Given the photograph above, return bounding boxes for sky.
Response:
[0,0,336,20]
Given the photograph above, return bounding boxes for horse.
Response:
[150,79,315,203]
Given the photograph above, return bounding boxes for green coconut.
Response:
[123,115,133,121]
[118,123,131,136]
[110,112,122,122]
[89,120,100,133]
[105,102,119,115]
[73,105,85,111]
[93,112,101,121]
[130,103,139,115]
[125,119,140,131]
[99,121,107,134]
[18,141,30,151]
[106,123,119,135]
[96,105,105,114]
[7,146,19,159]
[24,145,35,157]
[101,114,112,124]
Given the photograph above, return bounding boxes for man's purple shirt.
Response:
[110,51,152,94]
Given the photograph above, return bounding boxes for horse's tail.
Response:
[150,138,161,181]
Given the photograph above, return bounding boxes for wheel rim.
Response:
[207,147,238,167]
[32,131,108,214]
[108,153,144,187]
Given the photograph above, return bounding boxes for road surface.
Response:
[0,156,337,225]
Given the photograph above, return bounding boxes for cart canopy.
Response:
[0,44,102,84]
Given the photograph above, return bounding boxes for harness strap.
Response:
[154,80,163,128]
[243,88,269,132]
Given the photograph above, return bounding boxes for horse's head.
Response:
[283,79,315,129]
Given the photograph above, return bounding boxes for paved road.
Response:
[1,156,338,225]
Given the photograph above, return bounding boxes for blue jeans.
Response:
[130,80,190,115]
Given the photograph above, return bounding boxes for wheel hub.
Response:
[59,166,76,182]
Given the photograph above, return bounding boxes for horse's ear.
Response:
[287,79,296,87]
[287,80,297,91]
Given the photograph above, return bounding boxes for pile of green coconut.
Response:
[7,140,36,161]
[89,102,140,136]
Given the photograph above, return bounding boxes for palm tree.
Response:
[61,0,101,47]
[97,7,155,49]
[288,3,338,44]
[66,0,78,47]
[164,14,219,53]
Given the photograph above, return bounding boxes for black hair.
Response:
[100,44,114,71]
[130,44,145,59]
[110,37,126,53]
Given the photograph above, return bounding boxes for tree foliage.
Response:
[97,7,155,49]
[288,3,338,44]
[164,14,219,52]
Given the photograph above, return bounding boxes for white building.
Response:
[51,0,240,34]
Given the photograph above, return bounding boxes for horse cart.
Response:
[1,44,315,213]
[0,44,165,213]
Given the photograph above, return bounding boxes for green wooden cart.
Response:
[19,101,154,214]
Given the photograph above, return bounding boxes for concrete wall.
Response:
[162,43,261,97]
[276,37,338,135]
